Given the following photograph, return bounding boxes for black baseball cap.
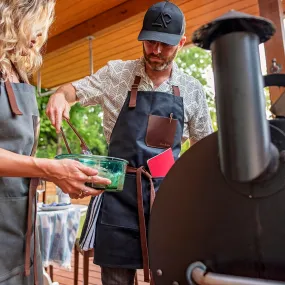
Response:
[138,1,185,46]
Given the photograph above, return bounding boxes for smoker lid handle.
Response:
[186,262,285,285]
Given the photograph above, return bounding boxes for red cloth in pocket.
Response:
[147,148,175,178]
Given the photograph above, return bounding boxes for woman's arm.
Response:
[0,147,51,178]
[0,148,110,197]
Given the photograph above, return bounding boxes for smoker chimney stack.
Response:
[192,10,278,182]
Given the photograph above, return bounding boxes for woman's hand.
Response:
[44,159,111,198]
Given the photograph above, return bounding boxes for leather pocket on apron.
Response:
[145,114,177,148]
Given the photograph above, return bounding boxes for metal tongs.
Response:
[60,118,92,155]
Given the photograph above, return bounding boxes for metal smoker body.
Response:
[149,10,285,285]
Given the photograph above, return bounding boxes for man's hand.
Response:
[46,92,70,133]
[46,83,77,133]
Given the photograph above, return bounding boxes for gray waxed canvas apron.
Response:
[80,76,184,282]
[0,75,43,285]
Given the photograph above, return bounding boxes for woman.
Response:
[0,1,110,284]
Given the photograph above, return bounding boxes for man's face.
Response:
[143,40,179,71]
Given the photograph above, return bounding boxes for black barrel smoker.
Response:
[149,10,285,285]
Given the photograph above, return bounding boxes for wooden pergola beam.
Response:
[46,0,158,54]
[258,0,285,103]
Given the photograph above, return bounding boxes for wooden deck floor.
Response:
[51,250,149,285]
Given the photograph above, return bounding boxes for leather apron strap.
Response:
[4,79,23,115]
[0,65,24,115]
[129,76,180,109]
[24,177,39,285]
[126,75,181,284]
[129,76,141,108]
[0,61,29,116]
[172,85,180,97]
[127,166,155,283]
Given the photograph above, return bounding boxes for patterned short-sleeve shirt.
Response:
[72,58,213,144]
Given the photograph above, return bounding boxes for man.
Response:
[46,1,213,284]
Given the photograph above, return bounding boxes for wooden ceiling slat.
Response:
[43,0,232,66]
[48,0,192,53]
[42,43,89,71]
[187,4,259,37]
[89,20,143,49]
[42,21,142,73]
[89,37,140,62]
[44,51,144,87]
[42,0,245,74]
[41,0,260,88]
[183,0,259,43]
[42,42,139,78]
[42,45,143,85]
[43,19,142,64]
[184,0,257,26]
[50,0,127,38]
[45,0,187,60]
[44,38,89,61]
[46,0,160,54]
[42,33,139,75]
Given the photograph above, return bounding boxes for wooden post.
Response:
[258,0,285,103]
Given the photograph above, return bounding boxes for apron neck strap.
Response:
[4,79,23,116]
[60,118,92,154]
[1,62,26,84]
[129,76,141,108]
[1,64,25,116]
[128,76,180,108]
[172,85,180,97]
[10,61,26,83]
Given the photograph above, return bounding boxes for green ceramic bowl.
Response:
[55,154,128,192]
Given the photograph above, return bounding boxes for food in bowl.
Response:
[55,154,128,192]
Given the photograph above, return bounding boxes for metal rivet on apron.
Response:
[169,113,173,123]
[156,269,163,276]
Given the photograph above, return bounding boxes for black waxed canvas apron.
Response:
[95,76,184,282]
[0,75,42,285]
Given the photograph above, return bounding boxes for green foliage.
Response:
[66,103,107,156]
[36,95,59,158]
[175,46,217,155]
[36,95,107,158]
[264,87,272,119]
[175,46,217,131]
[180,139,191,156]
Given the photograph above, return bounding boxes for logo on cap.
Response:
[152,12,172,28]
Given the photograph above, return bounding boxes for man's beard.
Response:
[143,45,178,71]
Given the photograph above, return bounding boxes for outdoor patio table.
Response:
[37,204,87,269]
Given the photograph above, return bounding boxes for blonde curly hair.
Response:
[0,0,55,82]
